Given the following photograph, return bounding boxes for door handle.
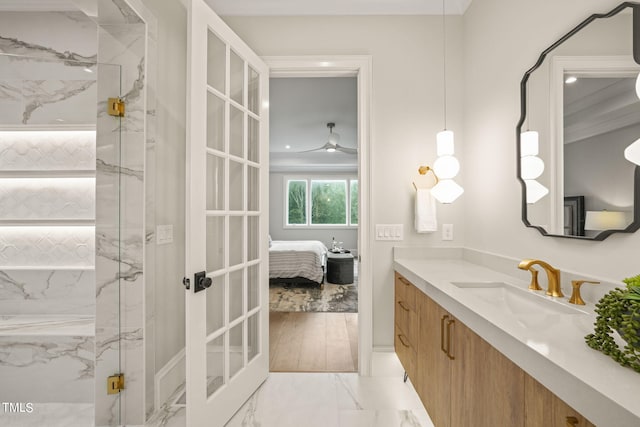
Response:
[440,315,449,354]
[446,319,455,360]
[566,416,578,427]
[397,301,410,311]
[194,271,212,293]
[397,334,410,348]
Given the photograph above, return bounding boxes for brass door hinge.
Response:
[107,373,125,394]
[107,97,125,117]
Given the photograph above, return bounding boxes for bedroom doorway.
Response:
[266,56,372,375]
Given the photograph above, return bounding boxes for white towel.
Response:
[415,189,437,233]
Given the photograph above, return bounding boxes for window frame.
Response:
[283,175,358,229]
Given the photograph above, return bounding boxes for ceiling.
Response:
[270,77,358,172]
[206,0,472,16]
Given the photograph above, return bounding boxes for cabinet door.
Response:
[416,292,452,427]
[450,319,525,427]
[524,374,596,427]
[394,274,418,379]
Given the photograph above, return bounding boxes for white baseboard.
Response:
[154,348,185,410]
[373,345,395,353]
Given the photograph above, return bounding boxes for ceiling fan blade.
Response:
[295,142,332,153]
[336,144,357,155]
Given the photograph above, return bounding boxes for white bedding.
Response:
[269,240,328,284]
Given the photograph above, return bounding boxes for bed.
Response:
[269,240,328,286]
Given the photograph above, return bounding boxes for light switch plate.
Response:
[375,224,404,241]
[157,224,174,245]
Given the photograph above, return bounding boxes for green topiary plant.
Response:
[585,274,640,373]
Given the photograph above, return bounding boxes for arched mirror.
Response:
[517,2,640,240]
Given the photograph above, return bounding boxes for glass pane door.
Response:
[185,0,269,425]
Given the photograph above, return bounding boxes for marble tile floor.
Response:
[146,351,434,427]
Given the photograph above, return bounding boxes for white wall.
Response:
[269,172,358,251]
[462,0,640,279]
[224,15,465,348]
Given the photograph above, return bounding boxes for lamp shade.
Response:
[584,210,628,230]
[524,179,549,204]
[433,155,460,179]
[521,155,545,180]
[436,130,455,156]
[520,131,539,156]
[625,137,640,166]
[431,179,464,204]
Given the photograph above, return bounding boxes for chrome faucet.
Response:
[518,259,564,297]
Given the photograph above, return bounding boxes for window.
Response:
[285,177,358,227]
[287,180,307,224]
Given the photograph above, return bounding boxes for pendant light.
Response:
[431,0,463,204]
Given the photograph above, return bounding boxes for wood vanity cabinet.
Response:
[524,374,596,427]
[414,283,524,427]
[394,272,418,380]
[394,272,595,427]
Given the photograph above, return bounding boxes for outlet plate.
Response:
[442,224,454,241]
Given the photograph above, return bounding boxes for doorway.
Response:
[266,56,373,376]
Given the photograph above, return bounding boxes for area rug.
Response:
[269,281,358,313]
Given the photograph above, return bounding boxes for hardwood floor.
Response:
[269,312,358,372]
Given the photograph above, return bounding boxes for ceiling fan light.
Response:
[625,137,640,166]
[326,146,336,153]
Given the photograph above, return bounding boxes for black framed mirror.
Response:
[517,1,640,240]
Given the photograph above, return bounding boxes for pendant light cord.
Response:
[442,0,447,130]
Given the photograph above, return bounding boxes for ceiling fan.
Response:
[298,122,357,154]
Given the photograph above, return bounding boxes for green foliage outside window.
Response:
[311,181,347,225]
[287,180,306,224]
[286,178,358,226]
[350,180,358,225]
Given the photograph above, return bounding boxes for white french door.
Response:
[185,0,269,424]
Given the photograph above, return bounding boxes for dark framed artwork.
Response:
[564,196,585,236]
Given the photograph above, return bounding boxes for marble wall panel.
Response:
[0,334,94,402]
[0,269,95,315]
[95,0,152,424]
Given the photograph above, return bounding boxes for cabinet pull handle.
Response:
[566,416,578,427]
[398,334,410,348]
[399,276,410,286]
[440,315,449,354]
[397,301,410,311]
[446,319,455,360]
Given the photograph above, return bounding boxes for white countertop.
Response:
[393,257,640,427]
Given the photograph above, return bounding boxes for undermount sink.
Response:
[451,281,588,316]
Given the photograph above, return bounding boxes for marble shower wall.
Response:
[0,4,156,425]
[95,0,156,425]
[0,9,99,416]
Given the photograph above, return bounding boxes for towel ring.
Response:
[413,165,439,190]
